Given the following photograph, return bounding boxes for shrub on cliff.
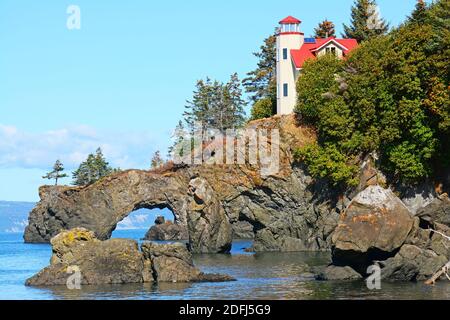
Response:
[294,0,449,187]
[250,98,275,121]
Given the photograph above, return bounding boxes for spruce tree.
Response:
[242,33,277,104]
[72,148,114,186]
[314,20,336,38]
[184,74,246,134]
[343,0,389,42]
[168,120,187,158]
[42,160,68,186]
[410,0,428,24]
[151,151,164,169]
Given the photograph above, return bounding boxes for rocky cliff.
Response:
[24,115,343,253]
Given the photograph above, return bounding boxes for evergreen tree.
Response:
[343,0,389,42]
[219,73,246,131]
[183,74,246,134]
[183,78,214,134]
[168,120,187,158]
[72,148,114,186]
[42,160,68,186]
[242,33,277,104]
[410,0,428,24]
[314,19,336,38]
[151,151,164,169]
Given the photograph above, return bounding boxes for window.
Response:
[283,83,288,97]
[283,48,288,60]
[331,47,336,56]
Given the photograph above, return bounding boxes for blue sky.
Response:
[0,0,420,201]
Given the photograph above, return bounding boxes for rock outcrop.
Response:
[144,217,188,241]
[26,228,233,286]
[141,242,233,282]
[332,185,414,273]
[25,115,342,253]
[315,265,363,281]
[231,221,254,239]
[326,186,450,282]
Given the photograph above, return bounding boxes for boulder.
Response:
[415,193,450,228]
[144,220,188,241]
[315,265,363,281]
[332,186,414,273]
[379,244,448,282]
[154,216,165,225]
[26,228,234,286]
[141,242,234,283]
[26,228,148,286]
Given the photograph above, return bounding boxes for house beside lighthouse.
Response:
[276,16,358,115]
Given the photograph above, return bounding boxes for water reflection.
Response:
[4,234,447,300]
[36,245,450,300]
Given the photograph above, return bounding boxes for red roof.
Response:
[290,37,358,68]
[279,16,301,24]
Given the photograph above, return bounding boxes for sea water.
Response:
[0,230,449,300]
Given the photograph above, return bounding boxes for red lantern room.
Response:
[278,16,302,34]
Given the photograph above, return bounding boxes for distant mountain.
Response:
[0,201,35,233]
[0,201,173,234]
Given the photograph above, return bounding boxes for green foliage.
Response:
[410,0,427,24]
[242,33,277,104]
[42,160,68,186]
[151,150,164,169]
[183,73,246,133]
[295,54,344,123]
[295,144,359,187]
[250,98,275,121]
[295,0,449,186]
[314,20,336,38]
[343,0,389,42]
[72,148,116,186]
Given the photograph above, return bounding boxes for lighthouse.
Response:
[276,16,304,115]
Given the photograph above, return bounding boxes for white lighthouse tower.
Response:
[276,16,304,115]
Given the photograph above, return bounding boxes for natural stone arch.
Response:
[24,170,232,253]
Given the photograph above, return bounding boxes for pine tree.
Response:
[410,0,428,24]
[314,20,336,38]
[42,160,68,186]
[183,74,247,134]
[151,151,164,169]
[343,0,389,42]
[242,33,277,104]
[72,148,114,186]
[168,120,187,159]
[219,73,246,131]
[183,79,213,134]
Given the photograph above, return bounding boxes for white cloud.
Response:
[0,124,170,170]
[116,213,150,230]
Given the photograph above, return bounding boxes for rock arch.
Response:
[24,170,232,253]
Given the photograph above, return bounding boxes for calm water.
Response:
[0,231,449,300]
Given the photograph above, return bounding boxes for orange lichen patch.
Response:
[351,213,378,224]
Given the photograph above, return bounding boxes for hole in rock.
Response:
[111,207,180,243]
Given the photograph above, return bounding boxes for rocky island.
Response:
[24,115,450,286]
